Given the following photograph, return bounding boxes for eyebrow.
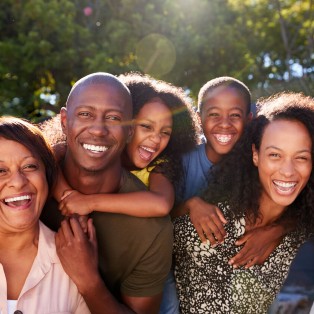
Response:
[265,146,311,153]
[206,105,244,113]
[75,105,124,114]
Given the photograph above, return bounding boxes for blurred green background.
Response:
[0,0,313,121]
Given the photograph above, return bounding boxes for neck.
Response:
[254,194,286,227]
[0,225,39,252]
[62,156,123,194]
[205,144,221,165]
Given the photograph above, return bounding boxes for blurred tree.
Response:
[229,0,314,98]
[0,0,94,120]
[0,0,313,120]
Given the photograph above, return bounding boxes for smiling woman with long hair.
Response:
[173,92,314,313]
[0,117,90,313]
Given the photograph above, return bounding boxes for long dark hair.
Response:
[201,92,314,232]
[119,72,199,187]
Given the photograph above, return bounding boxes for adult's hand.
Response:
[188,197,227,245]
[229,225,282,269]
[55,217,98,292]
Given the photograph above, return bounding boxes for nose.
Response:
[149,132,161,144]
[219,115,232,128]
[279,159,295,177]
[88,119,109,137]
[8,170,28,189]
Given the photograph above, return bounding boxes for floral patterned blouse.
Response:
[173,203,306,314]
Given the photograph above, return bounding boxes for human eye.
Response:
[208,112,219,117]
[78,111,92,118]
[139,123,152,130]
[22,163,39,171]
[161,129,172,137]
[269,152,280,159]
[0,168,7,176]
[106,115,121,122]
[230,112,242,118]
[296,154,311,162]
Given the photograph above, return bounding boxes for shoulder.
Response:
[120,168,147,192]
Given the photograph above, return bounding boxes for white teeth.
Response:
[83,143,108,152]
[5,195,31,203]
[141,146,156,153]
[214,134,232,143]
[273,181,297,188]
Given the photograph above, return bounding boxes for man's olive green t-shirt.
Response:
[41,169,173,299]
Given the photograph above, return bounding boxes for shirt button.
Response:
[14,311,23,314]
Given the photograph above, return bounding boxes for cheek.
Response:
[35,173,49,207]
[160,137,170,152]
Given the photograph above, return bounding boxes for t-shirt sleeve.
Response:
[120,220,173,297]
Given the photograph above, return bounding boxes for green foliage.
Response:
[1,0,313,121]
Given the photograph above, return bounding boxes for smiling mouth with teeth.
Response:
[4,195,31,207]
[139,146,156,161]
[83,143,109,153]
[213,134,233,144]
[273,180,297,192]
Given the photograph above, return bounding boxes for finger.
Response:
[206,213,227,239]
[87,218,97,248]
[235,232,252,246]
[79,215,88,233]
[229,245,250,266]
[245,257,259,269]
[200,224,218,246]
[69,216,86,240]
[195,223,207,243]
[232,248,256,268]
[203,221,225,243]
[61,190,74,201]
[215,207,227,225]
[60,218,75,242]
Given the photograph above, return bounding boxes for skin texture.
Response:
[175,86,251,244]
[252,120,312,225]
[61,83,133,178]
[56,77,166,313]
[0,138,48,232]
[57,97,174,218]
[0,138,48,300]
[175,87,298,268]
[231,119,312,269]
[200,87,251,164]
[126,99,173,170]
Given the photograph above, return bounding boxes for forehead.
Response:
[261,119,312,148]
[138,99,172,116]
[0,137,33,159]
[69,83,132,117]
[203,87,248,112]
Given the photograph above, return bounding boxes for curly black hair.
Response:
[119,72,200,189]
[201,92,314,233]
[41,72,200,191]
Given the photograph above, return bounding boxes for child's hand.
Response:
[229,225,282,269]
[187,196,227,245]
[59,190,93,216]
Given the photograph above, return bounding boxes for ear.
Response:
[252,144,258,167]
[60,107,68,134]
[247,112,253,122]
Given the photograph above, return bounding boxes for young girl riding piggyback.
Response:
[45,72,200,219]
